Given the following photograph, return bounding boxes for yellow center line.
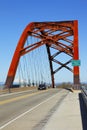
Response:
[0,89,49,105]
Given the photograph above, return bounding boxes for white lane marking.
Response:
[0,89,35,97]
[0,92,59,130]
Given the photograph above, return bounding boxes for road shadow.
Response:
[79,93,87,130]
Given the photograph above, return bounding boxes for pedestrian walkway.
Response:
[44,91,83,130]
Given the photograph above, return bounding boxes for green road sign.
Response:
[71,60,81,66]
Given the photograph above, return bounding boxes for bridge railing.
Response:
[81,86,87,108]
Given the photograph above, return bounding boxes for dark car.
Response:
[38,84,46,90]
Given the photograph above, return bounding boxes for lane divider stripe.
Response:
[0,89,49,105]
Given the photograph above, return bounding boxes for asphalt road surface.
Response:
[0,88,69,130]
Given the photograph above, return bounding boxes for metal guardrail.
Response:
[81,86,87,108]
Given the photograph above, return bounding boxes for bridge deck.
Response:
[0,89,86,130]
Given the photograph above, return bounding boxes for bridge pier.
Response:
[73,74,80,90]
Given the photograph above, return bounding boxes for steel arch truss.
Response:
[5,20,80,89]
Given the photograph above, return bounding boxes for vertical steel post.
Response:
[73,20,80,89]
[46,45,55,88]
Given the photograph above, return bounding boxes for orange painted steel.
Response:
[73,21,80,89]
[5,20,80,89]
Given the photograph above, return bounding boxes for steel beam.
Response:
[73,21,80,89]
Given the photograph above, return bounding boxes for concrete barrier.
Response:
[81,86,87,108]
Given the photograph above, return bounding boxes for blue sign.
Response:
[71,60,81,66]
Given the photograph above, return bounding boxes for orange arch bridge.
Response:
[5,20,80,89]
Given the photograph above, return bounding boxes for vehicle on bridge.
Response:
[38,84,46,90]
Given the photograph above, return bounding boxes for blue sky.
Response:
[0,0,87,83]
